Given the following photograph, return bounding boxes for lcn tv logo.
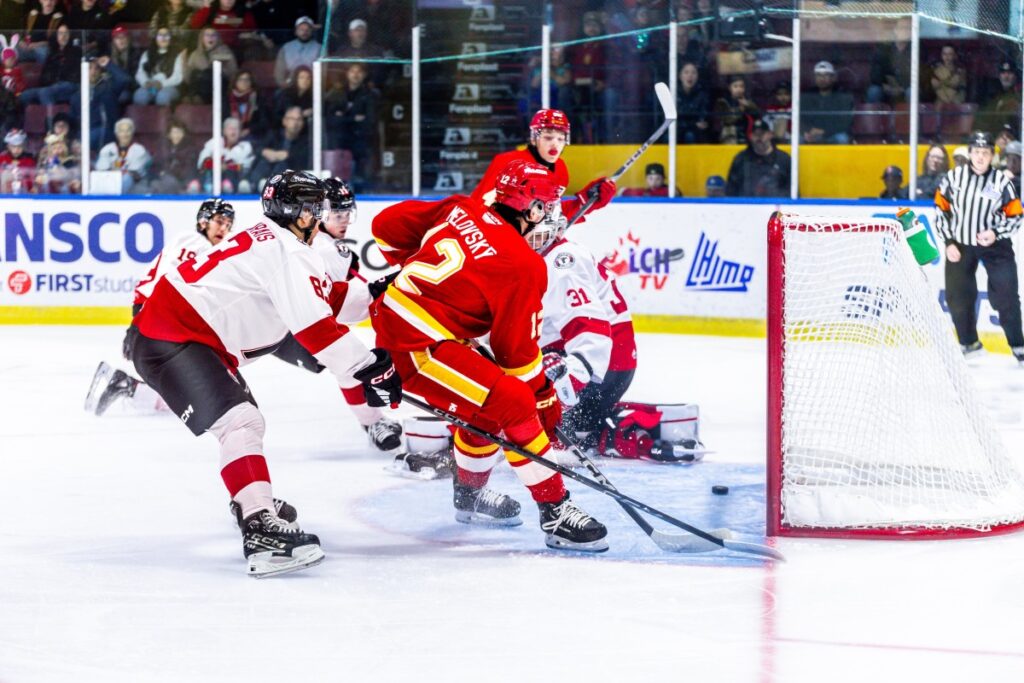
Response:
[684,233,754,292]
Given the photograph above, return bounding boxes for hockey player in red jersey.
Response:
[85,198,236,417]
[370,159,609,552]
[128,171,403,577]
[370,110,615,269]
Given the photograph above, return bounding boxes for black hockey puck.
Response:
[711,485,729,495]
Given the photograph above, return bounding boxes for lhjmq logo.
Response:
[685,233,754,292]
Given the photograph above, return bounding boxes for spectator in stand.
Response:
[133,27,185,106]
[71,55,130,148]
[705,174,726,198]
[21,24,81,106]
[620,163,679,197]
[273,64,312,124]
[335,18,389,87]
[109,25,140,103]
[525,45,574,118]
[952,145,969,167]
[1005,141,1022,196]
[249,0,318,47]
[95,117,151,194]
[273,15,319,88]
[34,132,80,194]
[725,119,791,197]
[150,0,194,43]
[994,124,1016,169]
[66,0,115,55]
[150,118,201,194]
[321,0,409,56]
[22,0,65,63]
[714,75,760,145]
[764,83,792,143]
[184,26,238,105]
[227,69,267,139]
[47,111,73,140]
[878,165,908,200]
[566,11,607,144]
[867,36,911,104]
[674,7,709,78]
[196,116,253,194]
[917,144,950,200]
[930,44,966,105]
[1,46,25,96]
[978,62,1021,134]
[248,104,309,188]
[801,61,854,145]
[676,61,709,144]
[189,0,257,52]
[0,83,19,136]
[325,62,376,191]
[0,128,35,193]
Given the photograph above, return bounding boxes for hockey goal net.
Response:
[767,212,1024,538]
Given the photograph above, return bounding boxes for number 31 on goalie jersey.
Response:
[394,238,466,295]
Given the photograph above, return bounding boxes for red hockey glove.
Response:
[578,176,616,214]
[354,348,402,408]
[535,381,563,442]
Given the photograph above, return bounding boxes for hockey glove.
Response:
[354,348,403,408]
[542,352,579,408]
[122,325,139,363]
[367,270,400,300]
[578,176,616,214]
[535,381,563,442]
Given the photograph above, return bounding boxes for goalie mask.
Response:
[493,159,564,230]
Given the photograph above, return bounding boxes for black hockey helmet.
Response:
[196,198,235,232]
[324,177,356,213]
[261,170,326,231]
[968,130,994,150]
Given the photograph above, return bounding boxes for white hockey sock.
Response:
[340,384,383,427]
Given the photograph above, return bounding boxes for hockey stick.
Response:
[403,393,784,562]
[562,81,677,230]
[555,426,730,553]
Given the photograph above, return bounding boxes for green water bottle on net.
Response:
[896,207,939,265]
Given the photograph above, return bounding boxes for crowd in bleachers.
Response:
[0,0,391,195]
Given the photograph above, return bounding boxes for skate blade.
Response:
[385,461,441,481]
[84,362,114,413]
[248,545,325,579]
[455,510,523,527]
[544,535,609,553]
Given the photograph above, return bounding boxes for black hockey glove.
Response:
[367,270,400,300]
[354,348,402,408]
[122,325,140,363]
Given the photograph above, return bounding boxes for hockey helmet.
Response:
[196,197,235,230]
[968,130,994,150]
[530,109,571,145]
[261,170,326,232]
[525,205,568,253]
[323,176,357,236]
[493,159,564,228]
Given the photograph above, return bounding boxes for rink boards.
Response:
[0,196,1014,351]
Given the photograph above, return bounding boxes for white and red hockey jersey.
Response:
[310,231,372,325]
[539,239,637,385]
[133,222,375,382]
[133,230,213,307]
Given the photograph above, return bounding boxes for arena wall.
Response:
[0,196,1014,353]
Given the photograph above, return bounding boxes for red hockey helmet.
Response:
[530,109,571,145]
[494,159,565,223]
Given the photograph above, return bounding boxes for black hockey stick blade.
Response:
[403,393,785,562]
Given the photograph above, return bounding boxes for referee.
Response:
[935,130,1024,363]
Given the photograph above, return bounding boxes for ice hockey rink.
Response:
[2,326,1024,682]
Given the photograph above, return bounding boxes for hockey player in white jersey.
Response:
[127,170,403,577]
[85,198,235,417]
[265,177,403,451]
[531,212,704,463]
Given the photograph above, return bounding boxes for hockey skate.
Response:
[365,417,403,451]
[84,361,139,416]
[230,498,298,531]
[388,450,454,480]
[961,341,985,360]
[538,492,608,552]
[241,509,324,578]
[453,479,522,527]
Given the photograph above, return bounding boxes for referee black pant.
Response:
[945,239,1024,348]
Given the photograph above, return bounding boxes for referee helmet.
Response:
[968,131,994,150]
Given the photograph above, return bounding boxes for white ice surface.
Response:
[2,327,1024,682]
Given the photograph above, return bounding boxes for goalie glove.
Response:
[353,348,402,408]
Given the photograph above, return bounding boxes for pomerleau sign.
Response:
[0,197,1017,341]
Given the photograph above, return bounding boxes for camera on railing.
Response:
[714,2,773,42]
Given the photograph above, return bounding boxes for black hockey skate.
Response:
[84,361,139,416]
[230,498,298,531]
[390,450,454,480]
[453,479,522,527]
[538,492,608,552]
[241,509,324,578]
[364,417,403,451]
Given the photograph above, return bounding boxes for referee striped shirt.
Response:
[934,165,1022,245]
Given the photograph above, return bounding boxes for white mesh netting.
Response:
[776,214,1024,532]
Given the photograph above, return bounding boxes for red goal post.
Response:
[766,212,1024,539]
